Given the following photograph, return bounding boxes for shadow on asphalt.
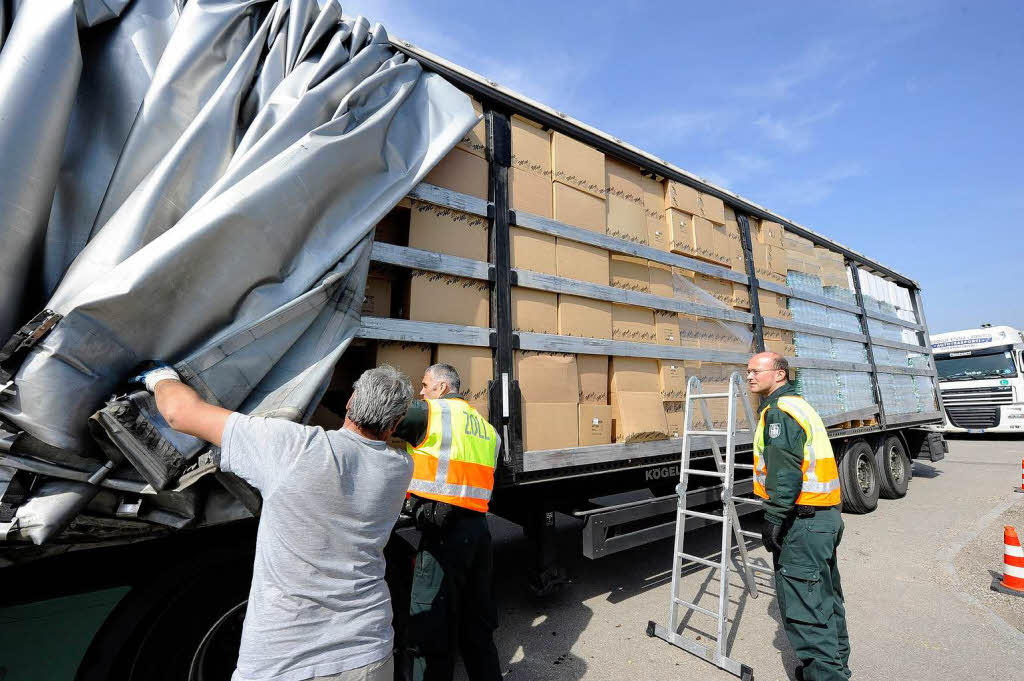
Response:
[912,462,943,479]
[475,513,781,680]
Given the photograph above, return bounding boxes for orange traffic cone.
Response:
[991,525,1024,597]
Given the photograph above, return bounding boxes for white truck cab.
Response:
[931,325,1024,433]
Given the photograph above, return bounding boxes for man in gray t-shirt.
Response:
[140,363,414,681]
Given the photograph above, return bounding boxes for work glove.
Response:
[761,521,785,555]
[129,362,181,393]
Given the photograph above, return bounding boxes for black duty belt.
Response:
[795,504,839,517]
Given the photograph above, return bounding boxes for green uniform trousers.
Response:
[408,510,501,681]
[773,507,851,681]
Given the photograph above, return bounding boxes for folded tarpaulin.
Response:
[0,0,477,544]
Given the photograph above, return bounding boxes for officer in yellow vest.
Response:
[747,352,850,681]
[393,363,501,681]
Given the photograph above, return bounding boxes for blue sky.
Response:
[355,0,1022,334]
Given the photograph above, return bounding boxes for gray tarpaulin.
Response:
[0,0,477,544]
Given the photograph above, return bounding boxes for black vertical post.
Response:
[737,214,765,353]
[909,288,945,417]
[848,261,887,427]
[485,108,520,483]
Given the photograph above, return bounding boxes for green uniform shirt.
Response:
[393,392,463,445]
[760,382,807,526]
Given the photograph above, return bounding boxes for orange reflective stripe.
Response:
[448,459,494,490]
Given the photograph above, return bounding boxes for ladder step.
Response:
[732,496,763,506]
[682,468,726,477]
[738,529,761,539]
[688,392,732,399]
[686,430,728,436]
[677,552,720,569]
[680,508,724,521]
[672,597,720,619]
[733,463,754,470]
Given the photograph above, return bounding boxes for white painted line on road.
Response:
[939,493,1024,643]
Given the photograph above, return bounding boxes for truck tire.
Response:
[76,544,254,681]
[874,435,911,499]
[837,440,880,514]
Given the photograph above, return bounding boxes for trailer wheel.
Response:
[837,440,879,514]
[874,435,911,499]
[76,544,253,681]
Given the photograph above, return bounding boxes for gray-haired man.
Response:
[140,364,415,681]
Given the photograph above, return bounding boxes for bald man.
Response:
[747,352,850,681]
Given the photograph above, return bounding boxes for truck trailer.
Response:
[0,4,946,679]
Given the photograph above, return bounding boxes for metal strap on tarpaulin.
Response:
[0,0,478,544]
[0,311,62,386]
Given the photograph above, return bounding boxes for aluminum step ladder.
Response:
[646,371,774,680]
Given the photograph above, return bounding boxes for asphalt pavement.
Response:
[462,436,1024,681]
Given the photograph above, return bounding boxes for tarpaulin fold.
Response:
[0,0,477,543]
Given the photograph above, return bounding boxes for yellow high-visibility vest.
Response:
[753,395,841,506]
[407,398,497,513]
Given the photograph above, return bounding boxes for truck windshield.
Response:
[936,351,1017,381]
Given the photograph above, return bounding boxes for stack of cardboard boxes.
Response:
[368,112,859,452]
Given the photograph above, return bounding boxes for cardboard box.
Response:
[732,283,751,309]
[695,318,750,353]
[577,354,609,404]
[694,274,734,307]
[643,175,665,216]
[757,220,785,248]
[696,192,726,226]
[376,341,432,386]
[610,357,660,393]
[553,181,606,233]
[643,176,669,251]
[784,231,815,253]
[665,180,699,213]
[654,310,680,346]
[555,239,609,285]
[424,147,488,199]
[758,291,793,320]
[409,271,489,326]
[512,287,557,334]
[764,327,796,357]
[678,313,701,348]
[649,262,674,299]
[558,294,612,339]
[456,98,486,159]
[664,402,686,438]
[605,158,644,203]
[611,391,669,443]
[522,403,578,451]
[712,222,733,268]
[606,194,646,244]
[363,276,392,317]
[551,132,605,197]
[610,254,651,293]
[612,304,657,344]
[510,168,553,218]
[659,361,687,400]
[511,115,551,177]
[754,244,787,285]
[511,227,556,274]
[435,344,493,405]
[692,215,719,263]
[578,404,612,446]
[515,351,579,403]
[408,200,488,261]
[665,208,697,257]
